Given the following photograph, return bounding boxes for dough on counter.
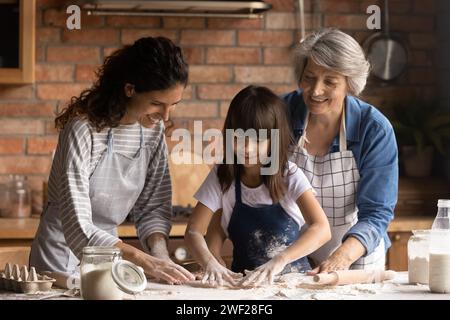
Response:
[184,272,332,290]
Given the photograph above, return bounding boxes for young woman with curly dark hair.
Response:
[30,37,195,285]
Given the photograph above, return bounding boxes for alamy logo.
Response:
[66,5,81,30]
[366,5,381,30]
[169,121,280,175]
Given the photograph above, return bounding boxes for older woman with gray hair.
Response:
[284,28,398,272]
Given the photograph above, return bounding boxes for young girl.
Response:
[185,85,331,287]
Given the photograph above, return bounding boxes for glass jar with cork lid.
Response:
[80,246,147,300]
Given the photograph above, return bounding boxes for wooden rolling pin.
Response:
[313,270,396,286]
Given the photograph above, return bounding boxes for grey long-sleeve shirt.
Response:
[47,117,172,258]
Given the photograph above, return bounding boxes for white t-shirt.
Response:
[194,161,313,236]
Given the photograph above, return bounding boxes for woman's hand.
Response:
[308,237,366,274]
[240,254,287,287]
[146,232,171,260]
[139,253,195,285]
[115,241,195,285]
[309,250,353,274]
[202,258,242,287]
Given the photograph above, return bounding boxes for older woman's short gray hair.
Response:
[293,28,370,96]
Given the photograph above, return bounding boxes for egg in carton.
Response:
[0,263,56,294]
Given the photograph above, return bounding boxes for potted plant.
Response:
[391,99,450,177]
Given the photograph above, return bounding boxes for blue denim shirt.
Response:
[283,89,398,256]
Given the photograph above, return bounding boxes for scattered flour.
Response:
[265,235,289,259]
[137,272,383,300]
[1,272,408,300]
[253,230,263,245]
[250,230,289,259]
[351,285,379,295]
[273,290,289,298]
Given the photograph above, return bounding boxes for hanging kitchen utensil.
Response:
[298,0,306,42]
[363,0,408,81]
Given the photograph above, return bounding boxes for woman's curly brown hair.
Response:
[55,37,189,132]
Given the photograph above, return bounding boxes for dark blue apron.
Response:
[227,174,311,274]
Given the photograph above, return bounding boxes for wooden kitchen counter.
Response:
[1,272,449,300]
[0,218,188,244]
[387,216,434,232]
[0,216,436,271]
[0,216,433,241]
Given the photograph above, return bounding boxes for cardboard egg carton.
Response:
[0,263,55,294]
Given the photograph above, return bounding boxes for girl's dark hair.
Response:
[55,37,189,131]
[217,85,293,202]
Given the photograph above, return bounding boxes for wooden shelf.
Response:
[0,218,187,243]
[388,216,433,232]
[0,215,434,242]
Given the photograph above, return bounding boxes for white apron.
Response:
[291,108,385,270]
[30,125,152,273]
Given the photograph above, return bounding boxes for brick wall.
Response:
[0,0,437,213]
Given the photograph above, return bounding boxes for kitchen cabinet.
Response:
[0,0,35,84]
[387,231,411,271]
[0,246,30,268]
[396,178,450,216]
[0,219,189,247]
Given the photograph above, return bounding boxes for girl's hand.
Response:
[241,254,287,287]
[213,254,227,267]
[202,258,242,287]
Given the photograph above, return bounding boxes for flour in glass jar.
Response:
[408,257,429,284]
[80,262,124,300]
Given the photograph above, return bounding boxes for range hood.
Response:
[81,0,272,19]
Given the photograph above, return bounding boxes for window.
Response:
[0,0,35,84]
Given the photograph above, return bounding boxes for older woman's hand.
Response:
[308,237,366,274]
[309,250,353,274]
